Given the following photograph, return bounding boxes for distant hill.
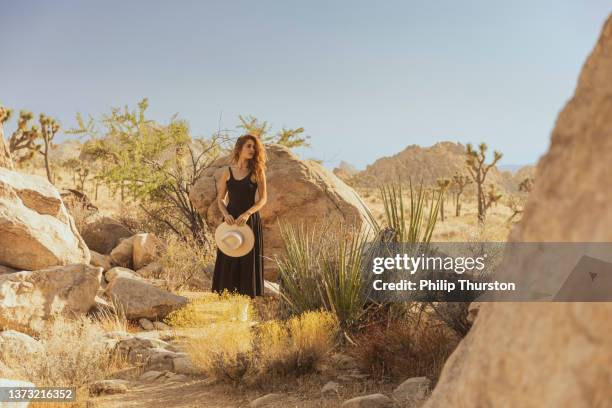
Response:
[498,164,534,174]
[351,141,524,193]
[333,160,359,181]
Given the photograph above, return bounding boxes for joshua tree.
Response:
[507,195,524,223]
[451,173,472,217]
[485,183,502,210]
[466,143,503,222]
[519,177,534,193]
[75,161,90,191]
[7,110,41,166]
[0,106,14,168]
[436,178,451,221]
[507,177,534,223]
[38,113,60,183]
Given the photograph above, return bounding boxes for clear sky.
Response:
[1,1,610,169]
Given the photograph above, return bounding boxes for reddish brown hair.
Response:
[232,134,267,182]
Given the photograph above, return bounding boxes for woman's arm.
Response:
[217,167,235,224]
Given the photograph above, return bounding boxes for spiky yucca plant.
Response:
[319,223,371,328]
[275,221,328,315]
[377,178,443,244]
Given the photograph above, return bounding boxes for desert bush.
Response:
[428,302,472,337]
[3,315,128,389]
[184,308,338,386]
[350,317,459,384]
[152,231,214,291]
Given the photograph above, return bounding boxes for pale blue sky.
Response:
[1,1,610,169]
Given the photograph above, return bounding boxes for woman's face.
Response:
[240,139,256,160]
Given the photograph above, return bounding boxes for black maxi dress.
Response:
[211,166,264,298]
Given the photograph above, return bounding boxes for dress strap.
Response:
[228,166,234,180]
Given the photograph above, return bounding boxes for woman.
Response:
[211,134,267,298]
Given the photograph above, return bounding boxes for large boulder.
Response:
[424,15,612,407]
[0,168,90,270]
[0,264,102,334]
[81,216,133,255]
[0,107,14,170]
[189,144,371,280]
[105,274,188,320]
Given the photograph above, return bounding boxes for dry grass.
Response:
[175,292,339,387]
[2,314,130,407]
[153,231,214,291]
[165,291,254,328]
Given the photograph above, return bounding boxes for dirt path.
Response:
[90,376,350,408]
[88,292,351,407]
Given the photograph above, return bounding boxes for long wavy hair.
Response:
[231,134,267,182]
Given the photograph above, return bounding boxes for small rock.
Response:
[139,318,154,330]
[249,393,284,407]
[105,266,142,283]
[103,331,133,340]
[173,356,201,375]
[167,373,189,382]
[89,379,129,395]
[133,233,159,270]
[393,376,431,405]
[110,236,136,268]
[137,261,163,278]
[341,394,393,408]
[152,321,171,330]
[321,381,341,396]
[0,330,44,355]
[105,275,188,320]
[143,348,180,371]
[139,370,164,381]
[134,331,162,340]
[90,250,112,272]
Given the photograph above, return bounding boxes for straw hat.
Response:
[214,222,255,257]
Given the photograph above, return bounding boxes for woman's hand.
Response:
[224,213,236,225]
[235,212,250,226]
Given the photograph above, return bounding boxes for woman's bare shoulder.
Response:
[218,166,231,181]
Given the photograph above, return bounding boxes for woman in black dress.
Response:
[211,134,267,298]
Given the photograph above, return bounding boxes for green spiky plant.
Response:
[275,177,444,330]
[237,115,310,149]
[275,221,329,315]
[377,178,443,244]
